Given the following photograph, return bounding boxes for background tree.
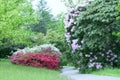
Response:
[61,0,82,7]
[0,0,38,58]
[30,0,56,34]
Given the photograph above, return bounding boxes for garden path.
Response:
[61,66,120,80]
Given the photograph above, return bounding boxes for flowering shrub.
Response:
[13,44,62,58]
[10,52,60,70]
[64,0,120,73]
[44,30,71,65]
[10,44,61,69]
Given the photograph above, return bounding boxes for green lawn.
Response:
[91,68,120,77]
[0,59,68,80]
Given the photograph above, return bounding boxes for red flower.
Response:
[10,52,60,70]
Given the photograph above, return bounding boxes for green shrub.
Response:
[0,30,36,58]
[64,0,120,73]
[0,44,25,58]
[44,30,65,51]
[44,30,71,66]
[23,29,71,66]
[30,33,45,46]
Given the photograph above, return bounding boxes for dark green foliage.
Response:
[0,44,25,58]
[30,0,48,34]
[76,0,120,72]
[76,0,119,50]
[65,0,120,73]
[30,0,57,34]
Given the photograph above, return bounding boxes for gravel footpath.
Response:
[60,66,120,80]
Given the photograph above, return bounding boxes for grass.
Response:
[0,59,68,80]
[91,68,120,77]
[1,59,120,80]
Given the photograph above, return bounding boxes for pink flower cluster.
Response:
[10,51,60,70]
[64,5,87,52]
[88,62,102,69]
[71,39,81,52]
[81,50,118,69]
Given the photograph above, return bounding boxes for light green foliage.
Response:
[30,29,67,54]
[44,30,70,65]
[115,0,120,37]
[0,60,68,80]
[116,0,120,20]
[54,13,65,33]
[30,32,45,46]
[44,30,65,45]
[0,0,37,47]
[91,68,120,77]
[44,30,69,54]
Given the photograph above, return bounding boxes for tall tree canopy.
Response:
[31,0,63,34]
[61,0,82,7]
[30,0,54,34]
[0,0,37,47]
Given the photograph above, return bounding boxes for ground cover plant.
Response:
[0,59,68,80]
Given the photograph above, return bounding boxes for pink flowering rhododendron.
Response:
[64,0,120,73]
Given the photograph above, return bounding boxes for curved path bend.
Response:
[61,66,120,80]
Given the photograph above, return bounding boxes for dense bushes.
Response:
[44,30,71,65]
[13,44,62,58]
[10,44,61,69]
[31,30,71,65]
[0,44,25,58]
[64,0,120,73]
[30,30,70,55]
[44,30,69,54]
[1,29,70,67]
[11,52,60,69]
